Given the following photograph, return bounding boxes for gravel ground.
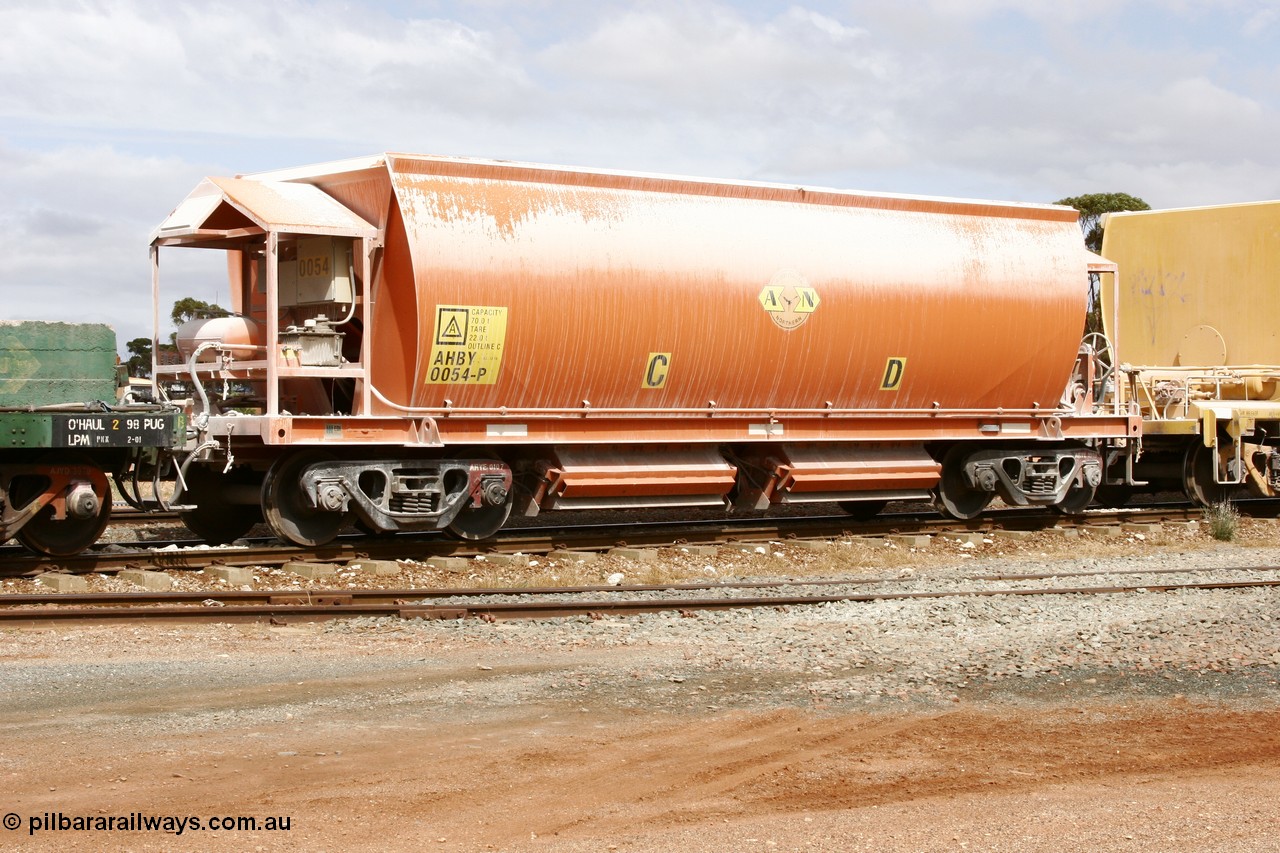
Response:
[331,547,1280,711]
[2,517,1279,850]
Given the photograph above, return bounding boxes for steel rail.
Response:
[0,505,1207,577]
[6,563,1280,609]
[2,576,1278,626]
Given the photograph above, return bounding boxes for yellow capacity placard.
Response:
[425,305,508,385]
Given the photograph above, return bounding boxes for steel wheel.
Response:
[446,498,512,541]
[443,449,512,541]
[1183,442,1236,506]
[837,499,887,521]
[1054,481,1097,515]
[262,450,350,547]
[1091,485,1132,508]
[179,464,263,544]
[13,453,112,557]
[933,446,992,520]
[17,500,111,557]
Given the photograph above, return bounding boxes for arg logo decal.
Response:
[758,270,819,331]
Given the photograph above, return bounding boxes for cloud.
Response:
[1241,7,1279,37]
[3,1,1275,202]
[0,141,229,343]
[540,6,884,107]
[0,1,541,149]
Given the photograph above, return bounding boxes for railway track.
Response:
[4,564,1278,626]
[0,504,1208,577]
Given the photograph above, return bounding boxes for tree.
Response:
[124,337,152,378]
[1054,192,1150,252]
[170,296,230,328]
[167,296,230,346]
[124,298,226,375]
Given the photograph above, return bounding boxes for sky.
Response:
[2,0,1278,348]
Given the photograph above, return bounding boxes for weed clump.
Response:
[1204,501,1240,542]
